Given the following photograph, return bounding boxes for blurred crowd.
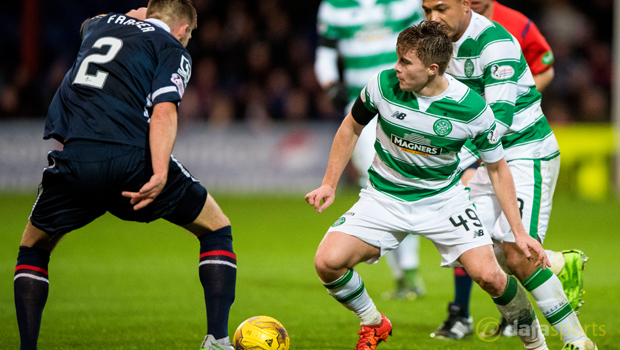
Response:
[502,0,614,124]
[0,0,613,125]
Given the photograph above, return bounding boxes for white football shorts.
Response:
[326,183,493,267]
[467,156,560,244]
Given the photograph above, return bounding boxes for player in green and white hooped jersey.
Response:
[423,1,597,349]
[315,0,426,299]
[315,0,424,186]
[306,21,550,350]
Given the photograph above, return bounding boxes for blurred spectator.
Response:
[0,85,19,116]
[545,101,575,125]
[502,0,613,123]
[579,88,610,123]
[0,0,613,124]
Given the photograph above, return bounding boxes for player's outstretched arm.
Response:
[122,102,178,210]
[485,158,551,269]
[305,113,364,213]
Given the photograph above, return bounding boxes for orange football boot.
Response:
[355,313,392,350]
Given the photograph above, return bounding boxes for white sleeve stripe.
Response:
[199,260,237,269]
[14,273,49,283]
[152,86,178,101]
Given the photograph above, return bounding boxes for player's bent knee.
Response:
[314,250,346,279]
[470,266,506,295]
[182,192,231,235]
[474,269,506,296]
[186,213,230,236]
[197,194,230,228]
[200,211,231,231]
[213,212,231,230]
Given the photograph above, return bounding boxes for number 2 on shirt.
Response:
[73,37,123,89]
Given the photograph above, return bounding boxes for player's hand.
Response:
[305,185,335,213]
[126,7,147,20]
[514,233,551,270]
[122,174,167,211]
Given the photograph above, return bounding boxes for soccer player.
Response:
[13,2,236,350]
[315,0,427,300]
[433,0,587,340]
[461,0,555,187]
[459,0,555,186]
[422,1,597,349]
[306,20,551,350]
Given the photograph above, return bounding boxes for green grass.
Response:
[1,191,618,349]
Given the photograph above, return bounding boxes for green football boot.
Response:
[556,249,588,312]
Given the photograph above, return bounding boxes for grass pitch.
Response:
[0,191,618,349]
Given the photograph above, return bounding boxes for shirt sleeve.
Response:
[480,31,520,134]
[315,46,339,87]
[359,73,381,115]
[314,2,341,87]
[458,139,480,170]
[151,48,191,105]
[471,107,505,164]
[521,21,554,75]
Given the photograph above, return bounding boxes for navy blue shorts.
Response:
[30,141,207,239]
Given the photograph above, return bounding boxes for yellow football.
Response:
[233,316,290,350]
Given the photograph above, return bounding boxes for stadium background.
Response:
[0,0,618,349]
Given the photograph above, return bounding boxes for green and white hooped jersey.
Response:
[317,0,423,101]
[360,70,504,202]
[448,12,559,164]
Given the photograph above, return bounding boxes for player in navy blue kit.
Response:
[13,2,236,350]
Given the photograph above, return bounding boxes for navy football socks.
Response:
[14,246,51,350]
[198,225,237,340]
[453,267,473,317]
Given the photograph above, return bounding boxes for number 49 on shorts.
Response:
[449,208,485,238]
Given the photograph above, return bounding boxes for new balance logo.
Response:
[473,229,484,238]
[391,111,407,120]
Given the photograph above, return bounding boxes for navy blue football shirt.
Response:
[44,14,191,148]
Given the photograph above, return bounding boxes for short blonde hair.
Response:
[147,0,197,30]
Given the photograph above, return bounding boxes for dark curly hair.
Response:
[396,21,453,74]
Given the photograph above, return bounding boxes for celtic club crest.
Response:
[433,119,453,136]
[331,217,346,227]
[464,59,474,77]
